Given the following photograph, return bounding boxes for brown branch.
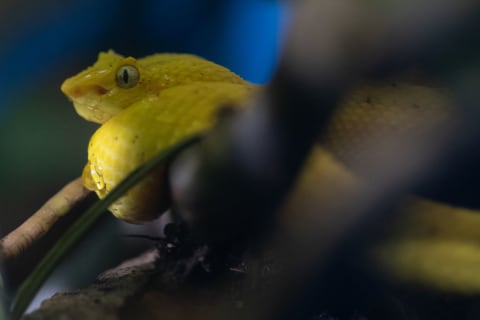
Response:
[0,177,91,259]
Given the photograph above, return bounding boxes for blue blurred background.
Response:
[0,0,289,309]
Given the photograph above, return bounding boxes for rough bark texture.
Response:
[23,250,159,320]
[20,242,480,320]
[21,243,265,320]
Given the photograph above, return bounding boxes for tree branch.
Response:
[0,178,91,260]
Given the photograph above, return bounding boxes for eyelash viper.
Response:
[60,50,480,293]
[61,50,452,224]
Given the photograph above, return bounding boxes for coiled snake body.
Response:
[61,51,480,293]
[61,50,451,223]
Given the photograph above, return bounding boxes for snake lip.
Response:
[62,84,109,98]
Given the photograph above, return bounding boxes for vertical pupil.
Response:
[123,69,129,83]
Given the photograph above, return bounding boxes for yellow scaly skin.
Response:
[62,50,254,222]
[62,50,248,124]
[84,83,252,222]
[62,50,480,292]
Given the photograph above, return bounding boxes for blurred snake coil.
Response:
[61,50,480,293]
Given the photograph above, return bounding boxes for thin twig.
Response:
[0,177,91,260]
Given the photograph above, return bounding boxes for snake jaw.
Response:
[61,80,115,124]
[74,101,115,124]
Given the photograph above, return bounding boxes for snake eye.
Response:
[115,65,139,88]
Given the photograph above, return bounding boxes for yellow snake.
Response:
[61,50,452,222]
[61,50,480,293]
[61,51,256,222]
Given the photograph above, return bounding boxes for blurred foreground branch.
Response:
[169,0,480,318]
[170,0,480,251]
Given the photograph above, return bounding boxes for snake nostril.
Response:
[94,85,108,95]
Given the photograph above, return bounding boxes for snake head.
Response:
[61,50,249,124]
[61,50,147,124]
